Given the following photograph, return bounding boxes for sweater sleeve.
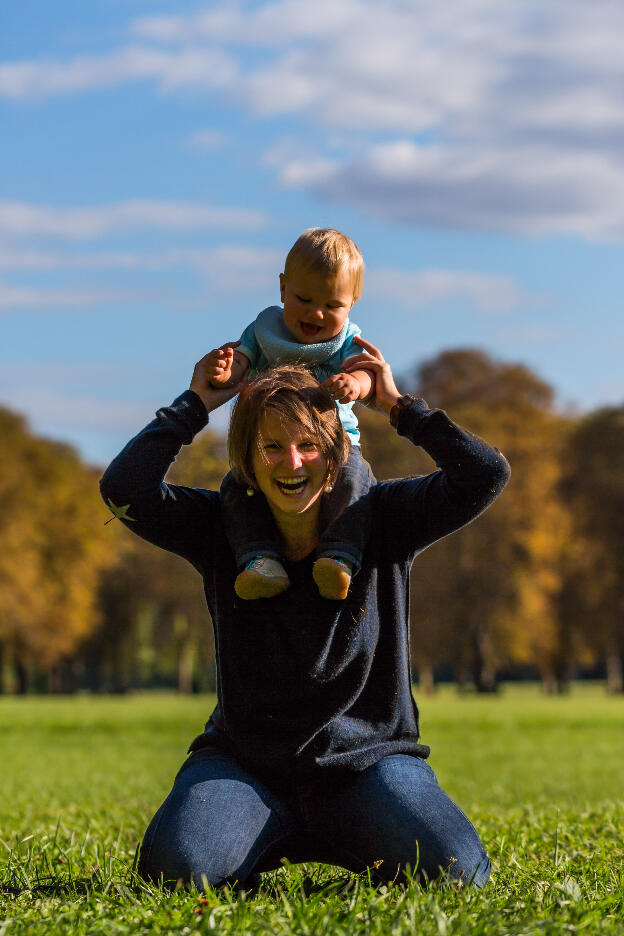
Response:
[377,398,511,558]
[99,390,219,566]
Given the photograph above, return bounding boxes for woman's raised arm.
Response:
[344,339,510,557]
[99,350,245,564]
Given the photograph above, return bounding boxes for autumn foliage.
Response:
[1,349,623,693]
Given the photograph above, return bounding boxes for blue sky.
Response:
[2,0,623,465]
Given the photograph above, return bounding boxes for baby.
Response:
[207,227,375,601]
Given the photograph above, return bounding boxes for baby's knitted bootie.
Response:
[235,557,290,600]
[312,557,353,600]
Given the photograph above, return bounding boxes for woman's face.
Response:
[251,411,329,520]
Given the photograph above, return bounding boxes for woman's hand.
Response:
[342,337,401,415]
[190,343,247,413]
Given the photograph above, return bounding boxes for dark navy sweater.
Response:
[100,391,510,784]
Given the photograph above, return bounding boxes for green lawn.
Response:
[1,685,622,934]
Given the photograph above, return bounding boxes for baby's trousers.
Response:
[137,750,491,891]
[220,446,375,572]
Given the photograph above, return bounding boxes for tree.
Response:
[376,349,570,691]
[562,406,624,692]
[0,407,114,691]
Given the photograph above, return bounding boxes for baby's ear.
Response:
[279,272,286,301]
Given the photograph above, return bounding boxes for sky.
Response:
[2,0,623,466]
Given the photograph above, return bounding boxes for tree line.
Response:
[1,348,622,694]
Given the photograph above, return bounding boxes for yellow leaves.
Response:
[0,405,114,670]
[167,427,228,489]
[387,352,583,682]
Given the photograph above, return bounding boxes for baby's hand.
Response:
[322,371,361,403]
[206,344,237,387]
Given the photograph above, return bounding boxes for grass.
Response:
[0,684,622,934]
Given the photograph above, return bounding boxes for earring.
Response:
[325,480,334,493]
[246,487,255,496]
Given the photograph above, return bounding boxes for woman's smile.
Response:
[274,475,309,496]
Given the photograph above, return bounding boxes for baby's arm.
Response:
[321,332,377,403]
[206,344,250,388]
[349,367,376,402]
[321,368,376,403]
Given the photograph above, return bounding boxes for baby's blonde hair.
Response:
[284,228,364,301]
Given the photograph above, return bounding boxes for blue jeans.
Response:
[221,447,375,572]
[138,750,491,890]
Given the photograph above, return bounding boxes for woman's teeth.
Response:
[275,477,307,495]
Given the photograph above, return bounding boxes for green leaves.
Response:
[105,500,136,524]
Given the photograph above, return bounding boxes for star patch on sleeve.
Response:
[105,498,137,525]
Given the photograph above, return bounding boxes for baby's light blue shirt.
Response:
[237,306,363,444]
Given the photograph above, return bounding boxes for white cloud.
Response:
[188,129,229,151]
[0,281,126,310]
[278,140,624,238]
[3,0,624,237]
[131,0,361,45]
[0,200,264,240]
[0,245,527,312]
[0,244,283,289]
[0,247,145,271]
[181,245,283,288]
[0,45,237,100]
[0,244,285,312]
[366,268,532,314]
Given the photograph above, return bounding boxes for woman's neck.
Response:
[272,503,321,562]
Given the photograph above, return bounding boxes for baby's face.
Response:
[280,265,356,344]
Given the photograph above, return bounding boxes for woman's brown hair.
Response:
[228,364,350,489]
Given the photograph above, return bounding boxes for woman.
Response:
[100,340,510,890]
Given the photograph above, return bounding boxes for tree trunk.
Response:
[418,664,435,695]
[178,638,195,694]
[541,672,557,694]
[61,659,79,694]
[606,651,623,694]
[14,657,28,695]
[84,648,103,693]
[456,666,472,692]
[472,624,498,693]
[47,667,62,694]
[174,614,195,694]
[473,663,498,693]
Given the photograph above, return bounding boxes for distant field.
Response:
[1,685,623,935]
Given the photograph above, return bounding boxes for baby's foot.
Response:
[313,557,353,600]
[235,557,290,600]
